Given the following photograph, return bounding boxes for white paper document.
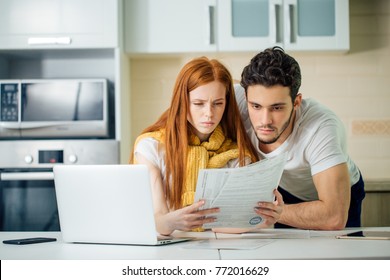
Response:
[240,228,310,239]
[194,153,287,229]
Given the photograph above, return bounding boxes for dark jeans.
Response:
[275,173,365,228]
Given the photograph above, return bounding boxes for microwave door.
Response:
[20,82,80,138]
[77,82,104,121]
[18,80,107,138]
[22,82,80,122]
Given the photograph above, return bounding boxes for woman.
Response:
[130,57,283,235]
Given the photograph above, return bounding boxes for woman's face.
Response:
[187,81,226,142]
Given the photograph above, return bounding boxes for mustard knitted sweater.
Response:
[133,125,241,208]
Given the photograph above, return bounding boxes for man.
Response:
[236,46,365,230]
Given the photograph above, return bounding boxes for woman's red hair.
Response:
[131,57,258,209]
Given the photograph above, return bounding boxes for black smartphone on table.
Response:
[3,237,57,245]
[336,231,390,240]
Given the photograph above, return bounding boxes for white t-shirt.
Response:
[235,84,360,201]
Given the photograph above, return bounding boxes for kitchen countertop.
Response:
[1,227,390,260]
[364,180,390,192]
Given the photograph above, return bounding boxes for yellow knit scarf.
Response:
[133,125,241,207]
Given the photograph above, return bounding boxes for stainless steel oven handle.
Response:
[0,172,54,181]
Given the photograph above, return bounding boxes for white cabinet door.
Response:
[218,0,349,52]
[0,0,118,49]
[283,0,349,51]
[125,0,217,53]
[218,0,283,52]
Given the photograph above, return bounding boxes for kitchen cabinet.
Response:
[125,0,349,54]
[0,0,126,162]
[218,0,349,52]
[0,0,118,49]
[361,181,390,227]
[125,0,217,53]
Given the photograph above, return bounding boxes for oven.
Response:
[0,139,118,231]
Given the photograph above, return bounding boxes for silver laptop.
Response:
[53,164,189,246]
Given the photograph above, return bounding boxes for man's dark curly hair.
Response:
[240,46,301,102]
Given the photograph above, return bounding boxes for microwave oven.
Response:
[0,79,109,139]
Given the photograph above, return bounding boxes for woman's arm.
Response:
[135,153,220,235]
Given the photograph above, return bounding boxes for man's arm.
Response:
[278,163,350,230]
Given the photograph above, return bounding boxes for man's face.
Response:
[247,84,300,147]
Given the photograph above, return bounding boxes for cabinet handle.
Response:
[1,172,54,181]
[206,5,215,45]
[27,37,72,45]
[285,4,297,43]
[271,4,283,44]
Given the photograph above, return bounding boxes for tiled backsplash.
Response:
[127,0,390,180]
[352,120,390,135]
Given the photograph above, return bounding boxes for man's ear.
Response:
[294,93,302,108]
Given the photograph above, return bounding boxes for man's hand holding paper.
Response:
[194,153,287,229]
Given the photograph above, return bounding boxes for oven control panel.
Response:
[0,139,119,168]
[38,150,64,164]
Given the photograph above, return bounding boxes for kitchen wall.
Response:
[127,0,390,180]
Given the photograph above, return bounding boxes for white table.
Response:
[1,228,389,260]
[216,227,390,259]
[0,231,219,260]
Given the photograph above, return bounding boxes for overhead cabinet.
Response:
[125,0,217,53]
[0,0,118,49]
[218,0,349,52]
[125,0,349,54]
[0,0,123,150]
